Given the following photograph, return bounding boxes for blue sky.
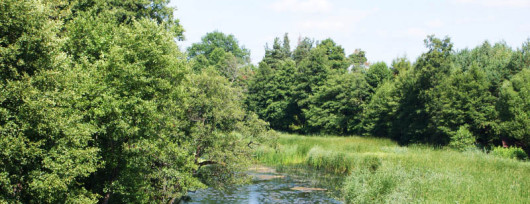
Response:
[169,0,530,65]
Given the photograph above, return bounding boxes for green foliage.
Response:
[393,36,455,144]
[390,57,411,76]
[184,69,271,187]
[1,1,100,203]
[348,49,368,70]
[247,59,298,131]
[449,126,476,151]
[306,146,350,173]
[305,73,371,134]
[431,65,497,146]
[491,146,528,160]
[454,41,514,95]
[1,0,270,203]
[362,81,399,137]
[316,39,350,71]
[187,31,250,62]
[187,32,252,86]
[498,68,530,152]
[365,62,392,90]
[293,37,313,63]
[259,134,530,204]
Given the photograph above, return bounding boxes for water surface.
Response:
[185,166,344,204]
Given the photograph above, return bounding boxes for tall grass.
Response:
[255,133,530,203]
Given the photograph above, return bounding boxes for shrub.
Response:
[449,126,475,151]
[491,146,528,160]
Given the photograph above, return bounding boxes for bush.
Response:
[449,126,476,151]
[491,146,528,160]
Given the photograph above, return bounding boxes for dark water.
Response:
[184,166,344,204]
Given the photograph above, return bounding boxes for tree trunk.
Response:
[102,193,111,204]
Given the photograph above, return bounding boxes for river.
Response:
[183,165,344,203]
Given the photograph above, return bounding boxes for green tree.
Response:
[316,39,350,71]
[305,73,371,134]
[431,65,497,146]
[349,49,368,71]
[365,62,393,90]
[187,32,252,86]
[392,36,454,145]
[1,1,101,202]
[293,37,313,63]
[362,81,399,137]
[247,58,298,131]
[498,68,530,153]
[187,31,250,62]
[184,69,270,187]
[454,41,514,96]
[390,57,411,76]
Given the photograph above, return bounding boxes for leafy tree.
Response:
[293,47,331,129]
[187,31,250,62]
[390,57,411,76]
[362,81,399,137]
[498,68,530,153]
[316,39,350,71]
[305,73,371,134]
[392,36,454,144]
[430,65,497,146]
[454,41,514,95]
[293,37,313,63]
[365,62,393,90]
[282,33,292,58]
[247,58,298,131]
[184,69,270,187]
[1,1,100,203]
[507,39,530,78]
[1,1,270,203]
[349,49,368,71]
[187,32,253,86]
[449,126,476,151]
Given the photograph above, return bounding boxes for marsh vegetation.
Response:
[257,134,530,203]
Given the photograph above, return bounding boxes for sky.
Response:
[169,0,530,65]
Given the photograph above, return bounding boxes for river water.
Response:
[184,166,344,204]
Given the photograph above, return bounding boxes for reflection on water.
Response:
[184,165,344,204]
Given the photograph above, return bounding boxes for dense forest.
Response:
[247,33,529,150]
[1,0,528,203]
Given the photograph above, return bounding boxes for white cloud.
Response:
[453,0,530,8]
[270,0,332,13]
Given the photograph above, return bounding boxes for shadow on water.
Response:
[184,165,345,203]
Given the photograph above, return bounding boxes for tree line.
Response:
[243,34,529,152]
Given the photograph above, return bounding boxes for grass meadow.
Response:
[255,133,530,203]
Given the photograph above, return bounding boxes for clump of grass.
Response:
[306,146,350,173]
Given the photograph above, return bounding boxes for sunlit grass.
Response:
[255,133,530,203]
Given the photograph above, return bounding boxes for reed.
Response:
[255,133,530,203]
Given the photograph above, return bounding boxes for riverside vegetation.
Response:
[256,133,530,203]
[1,0,529,203]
